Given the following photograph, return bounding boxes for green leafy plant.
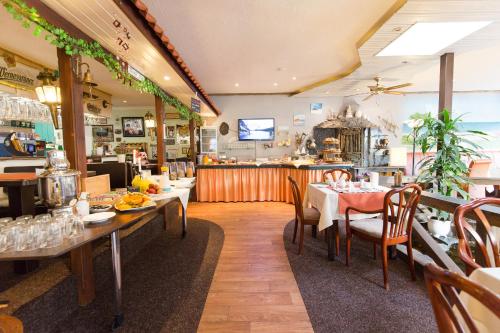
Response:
[413,109,487,199]
[2,0,201,123]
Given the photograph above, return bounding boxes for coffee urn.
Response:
[38,150,81,208]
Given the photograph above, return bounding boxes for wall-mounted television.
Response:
[238,118,275,141]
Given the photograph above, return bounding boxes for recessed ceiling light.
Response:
[355,88,361,91]
[273,82,278,86]
[122,100,127,103]
[234,83,239,87]
[377,21,491,56]
[324,90,330,94]
[292,76,297,80]
[163,75,171,80]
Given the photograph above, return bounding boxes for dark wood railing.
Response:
[407,191,500,276]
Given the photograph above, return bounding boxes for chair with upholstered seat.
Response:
[322,169,352,183]
[454,197,500,276]
[288,176,320,255]
[424,263,500,333]
[345,183,422,289]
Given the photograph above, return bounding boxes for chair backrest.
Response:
[288,176,304,222]
[323,169,352,182]
[81,174,111,195]
[382,183,422,239]
[424,263,500,333]
[87,162,128,189]
[454,198,500,275]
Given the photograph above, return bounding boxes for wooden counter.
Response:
[196,163,353,203]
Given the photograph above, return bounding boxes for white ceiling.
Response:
[296,0,500,97]
[142,0,398,94]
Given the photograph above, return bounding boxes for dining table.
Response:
[459,267,500,331]
[303,183,389,260]
[0,197,183,329]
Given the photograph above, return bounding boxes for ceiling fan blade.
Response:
[384,91,406,95]
[362,94,374,101]
[385,83,412,90]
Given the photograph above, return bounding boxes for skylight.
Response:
[377,21,492,56]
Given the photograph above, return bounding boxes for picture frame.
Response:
[92,125,114,142]
[181,147,189,154]
[122,117,145,137]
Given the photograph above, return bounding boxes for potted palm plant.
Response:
[412,109,486,237]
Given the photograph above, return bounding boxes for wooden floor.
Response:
[189,202,313,333]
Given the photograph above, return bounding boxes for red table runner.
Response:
[337,191,387,214]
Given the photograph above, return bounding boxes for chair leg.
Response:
[292,217,298,244]
[373,243,377,260]
[335,223,340,256]
[382,244,389,290]
[345,233,351,266]
[407,239,416,281]
[311,225,317,238]
[298,223,305,255]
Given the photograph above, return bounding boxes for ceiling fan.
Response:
[362,77,412,101]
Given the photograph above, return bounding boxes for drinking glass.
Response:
[177,162,186,178]
[0,232,7,253]
[5,224,18,250]
[66,215,84,238]
[169,162,178,181]
[24,222,38,251]
[16,215,32,225]
[0,217,13,228]
[14,227,27,251]
[47,218,63,248]
[186,162,195,178]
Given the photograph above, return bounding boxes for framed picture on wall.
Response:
[181,147,189,154]
[122,117,145,137]
[92,125,114,142]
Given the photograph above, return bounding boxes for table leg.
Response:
[110,231,124,330]
[8,185,39,274]
[327,222,337,261]
[181,203,187,238]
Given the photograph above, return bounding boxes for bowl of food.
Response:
[90,204,112,213]
[114,193,156,212]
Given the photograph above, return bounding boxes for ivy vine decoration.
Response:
[2,0,201,123]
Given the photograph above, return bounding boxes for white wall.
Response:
[207,95,344,160]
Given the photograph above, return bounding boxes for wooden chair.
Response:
[454,197,500,276]
[424,263,500,333]
[288,176,320,255]
[345,183,422,290]
[322,169,352,182]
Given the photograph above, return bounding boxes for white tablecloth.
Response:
[303,184,385,231]
[459,267,500,332]
[150,188,190,209]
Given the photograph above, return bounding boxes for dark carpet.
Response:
[283,220,437,333]
[15,217,224,333]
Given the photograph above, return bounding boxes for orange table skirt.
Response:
[196,167,324,203]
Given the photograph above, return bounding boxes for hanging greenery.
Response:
[2,0,201,122]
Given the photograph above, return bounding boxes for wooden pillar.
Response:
[57,48,94,305]
[155,96,165,173]
[189,118,196,163]
[438,52,454,120]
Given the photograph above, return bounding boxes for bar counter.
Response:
[196,163,353,203]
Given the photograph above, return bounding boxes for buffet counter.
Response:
[196,162,353,203]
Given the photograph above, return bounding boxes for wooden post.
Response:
[189,118,196,163]
[438,52,454,120]
[57,48,95,305]
[155,96,165,173]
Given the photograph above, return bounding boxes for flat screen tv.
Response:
[238,118,275,141]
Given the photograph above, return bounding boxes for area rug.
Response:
[16,217,223,333]
[283,220,437,333]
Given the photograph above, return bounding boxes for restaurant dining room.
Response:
[0,0,499,332]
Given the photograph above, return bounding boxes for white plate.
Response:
[83,212,116,224]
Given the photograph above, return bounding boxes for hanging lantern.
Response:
[144,111,155,128]
[36,69,62,129]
